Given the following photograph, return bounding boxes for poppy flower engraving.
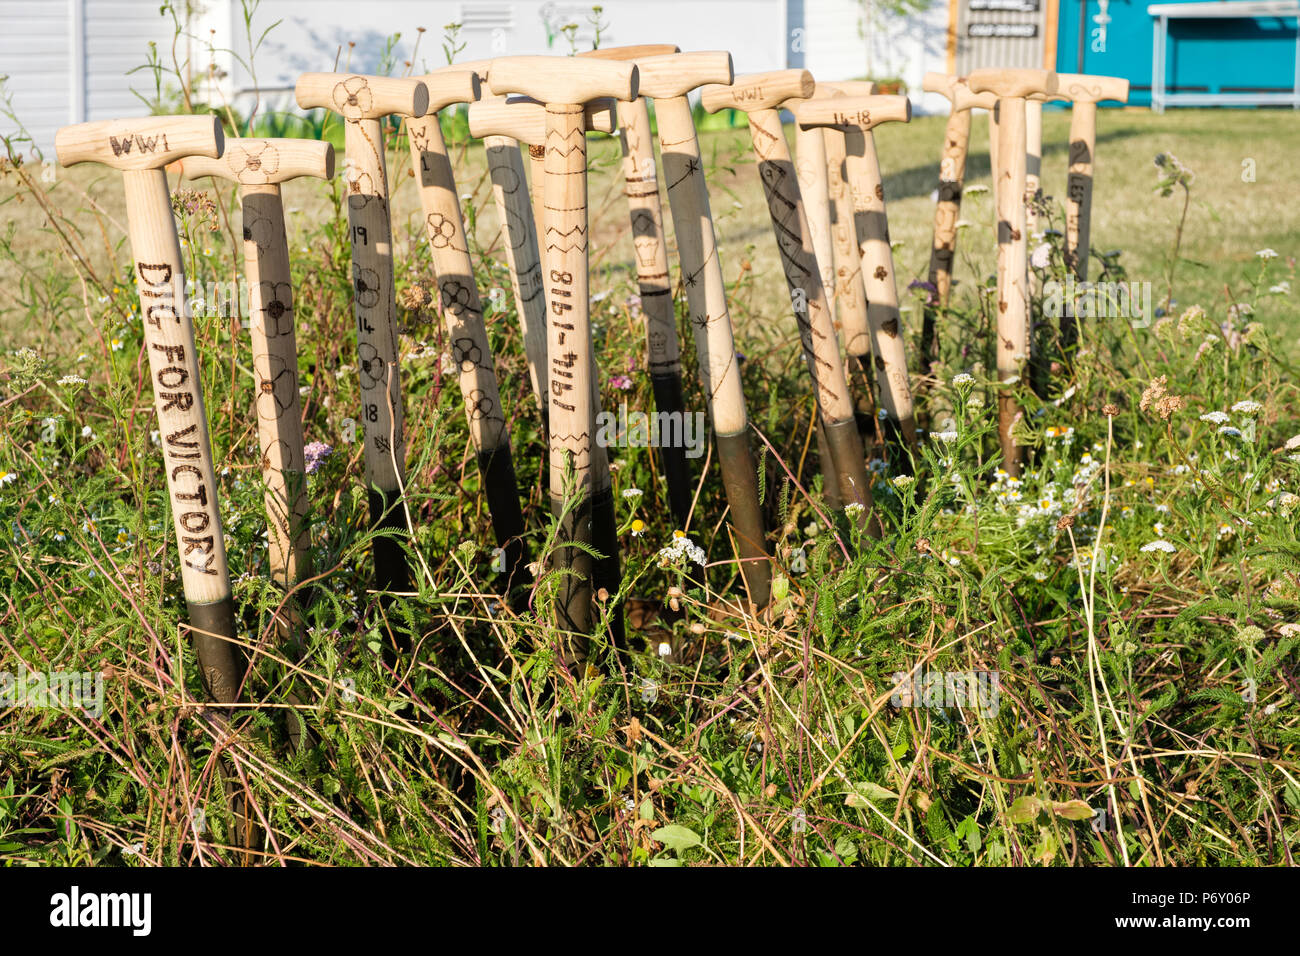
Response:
[425,212,460,248]
[243,216,275,254]
[333,77,373,121]
[256,355,297,420]
[227,142,280,184]
[357,343,384,390]
[466,388,496,421]
[354,266,380,308]
[260,437,292,473]
[439,279,473,314]
[451,336,482,371]
[256,281,293,336]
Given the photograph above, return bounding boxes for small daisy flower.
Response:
[630,519,645,537]
[657,641,672,658]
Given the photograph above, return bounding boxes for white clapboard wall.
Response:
[1,0,952,154]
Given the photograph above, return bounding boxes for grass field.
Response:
[2,84,1300,867]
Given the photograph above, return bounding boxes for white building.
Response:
[1,0,950,156]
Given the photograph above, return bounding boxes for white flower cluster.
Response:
[657,534,706,567]
[1141,539,1176,554]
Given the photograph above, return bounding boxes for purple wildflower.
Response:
[304,441,334,474]
[610,375,633,391]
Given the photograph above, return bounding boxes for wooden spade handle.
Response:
[484,135,549,410]
[55,115,222,170]
[410,70,482,112]
[487,56,638,105]
[739,107,871,508]
[1065,101,1098,282]
[791,119,836,328]
[699,70,814,112]
[793,94,911,131]
[967,68,1057,100]
[840,123,917,446]
[539,105,603,496]
[179,138,333,185]
[613,96,679,381]
[240,184,313,591]
[343,117,406,501]
[579,43,680,60]
[1025,99,1043,237]
[1055,73,1129,104]
[467,95,616,143]
[632,51,733,99]
[928,106,973,305]
[406,115,509,456]
[994,98,1029,476]
[181,143,330,593]
[123,168,240,700]
[295,73,429,118]
[823,120,872,359]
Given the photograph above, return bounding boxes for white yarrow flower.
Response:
[1199,411,1230,424]
[1231,400,1263,415]
[951,372,974,387]
[1255,248,1279,260]
[1141,540,1176,554]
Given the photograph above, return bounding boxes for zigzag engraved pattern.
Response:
[543,125,586,158]
[545,224,588,254]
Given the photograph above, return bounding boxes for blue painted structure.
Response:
[1054,0,1299,106]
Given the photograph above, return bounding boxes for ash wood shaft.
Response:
[408,111,529,588]
[792,119,836,324]
[1025,99,1043,237]
[343,117,406,499]
[297,74,428,590]
[541,105,604,498]
[406,114,509,453]
[1054,75,1127,348]
[843,130,916,446]
[640,53,772,606]
[180,138,333,594]
[995,98,1029,475]
[123,168,240,701]
[1065,102,1097,282]
[967,70,1055,478]
[58,114,240,701]
[241,184,311,590]
[929,106,972,304]
[989,103,1000,211]
[823,121,871,360]
[613,95,679,382]
[741,105,870,508]
[484,135,548,408]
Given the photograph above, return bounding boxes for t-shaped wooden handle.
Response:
[410,70,482,112]
[579,43,680,61]
[487,56,638,104]
[56,115,223,169]
[818,80,878,97]
[467,95,617,142]
[793,94,911,131]
[967,68,1057,100]
[295,73,429,118]
[634,51,733,98]
[1054,73,1129,105]
[179,137,333,184]
[699,69,814,112]
[923,73,996,111]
